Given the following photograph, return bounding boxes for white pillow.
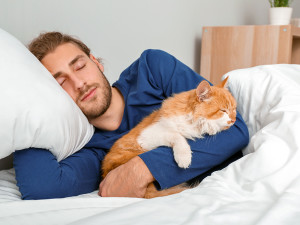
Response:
[225,64,300,155]
[0,28,94,161]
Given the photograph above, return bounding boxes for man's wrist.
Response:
[132,156,155,185]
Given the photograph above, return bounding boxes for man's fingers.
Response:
[98,180,105,196]
[97,157,153,198]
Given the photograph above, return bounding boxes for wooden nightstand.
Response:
[200,25,300,84]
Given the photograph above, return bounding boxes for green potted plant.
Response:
[268,0,293,25]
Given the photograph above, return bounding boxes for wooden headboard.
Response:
[200,25,300,85]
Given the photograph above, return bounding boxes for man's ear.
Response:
[90,54,104,73]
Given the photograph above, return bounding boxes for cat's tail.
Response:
[144,183,189,199]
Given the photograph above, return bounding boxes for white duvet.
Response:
[1,64,300,225]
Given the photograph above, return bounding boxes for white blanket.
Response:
[1,64,300,225]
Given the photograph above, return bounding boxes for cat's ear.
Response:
[196,80,212,102]
[219,76,229,89]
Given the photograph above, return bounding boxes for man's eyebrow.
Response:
[53,71,62,79]
[53,55,85,79]
[69,55,85,66]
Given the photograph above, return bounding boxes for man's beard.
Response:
[76,73,112,119]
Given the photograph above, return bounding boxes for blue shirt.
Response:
[13,49,249,200]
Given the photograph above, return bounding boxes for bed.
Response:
[1,27,300,224]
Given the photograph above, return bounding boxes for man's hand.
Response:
[99,156,155,198]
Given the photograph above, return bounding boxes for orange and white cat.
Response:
[101,77,237,198]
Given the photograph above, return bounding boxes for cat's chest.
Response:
[155,114,204,139]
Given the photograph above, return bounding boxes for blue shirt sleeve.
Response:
[13,147,106,200]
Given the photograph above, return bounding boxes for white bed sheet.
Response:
[0,169,21,203]
[0,169,143,224]
[1,64,300,225]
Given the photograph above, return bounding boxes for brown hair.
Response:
[28,31,91,61]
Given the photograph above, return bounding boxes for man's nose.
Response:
[73,74,86,91]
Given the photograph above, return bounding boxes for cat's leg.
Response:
[137,121,192,168]
[144,183,189,198]
[137,122,170,151]
[171,134,192,169]
[138,125,192,168]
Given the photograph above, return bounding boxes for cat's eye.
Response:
[220,109,227,113]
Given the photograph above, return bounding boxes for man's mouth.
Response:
[81,87,97,102]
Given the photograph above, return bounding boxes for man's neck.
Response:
[89,87,125,131]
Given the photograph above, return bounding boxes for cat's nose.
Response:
[227,119,236,124]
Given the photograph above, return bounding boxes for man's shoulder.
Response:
[139,49,175,70]
[140,49,173,60]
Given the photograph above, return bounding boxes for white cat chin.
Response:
[205,113,232,135]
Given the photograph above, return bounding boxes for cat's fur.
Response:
[102,77,237,198]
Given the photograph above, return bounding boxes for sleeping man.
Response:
[13,32,249,199]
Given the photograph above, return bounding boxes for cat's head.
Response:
[194,77,237,130]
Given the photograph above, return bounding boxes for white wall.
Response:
[0,0,299,169]
[2,0,299,83]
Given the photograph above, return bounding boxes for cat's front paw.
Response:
[174,146,192,169]
[175,153,192,169]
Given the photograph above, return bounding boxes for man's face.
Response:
[41,43,112,119]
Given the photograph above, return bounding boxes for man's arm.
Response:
[14,147,106,200]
